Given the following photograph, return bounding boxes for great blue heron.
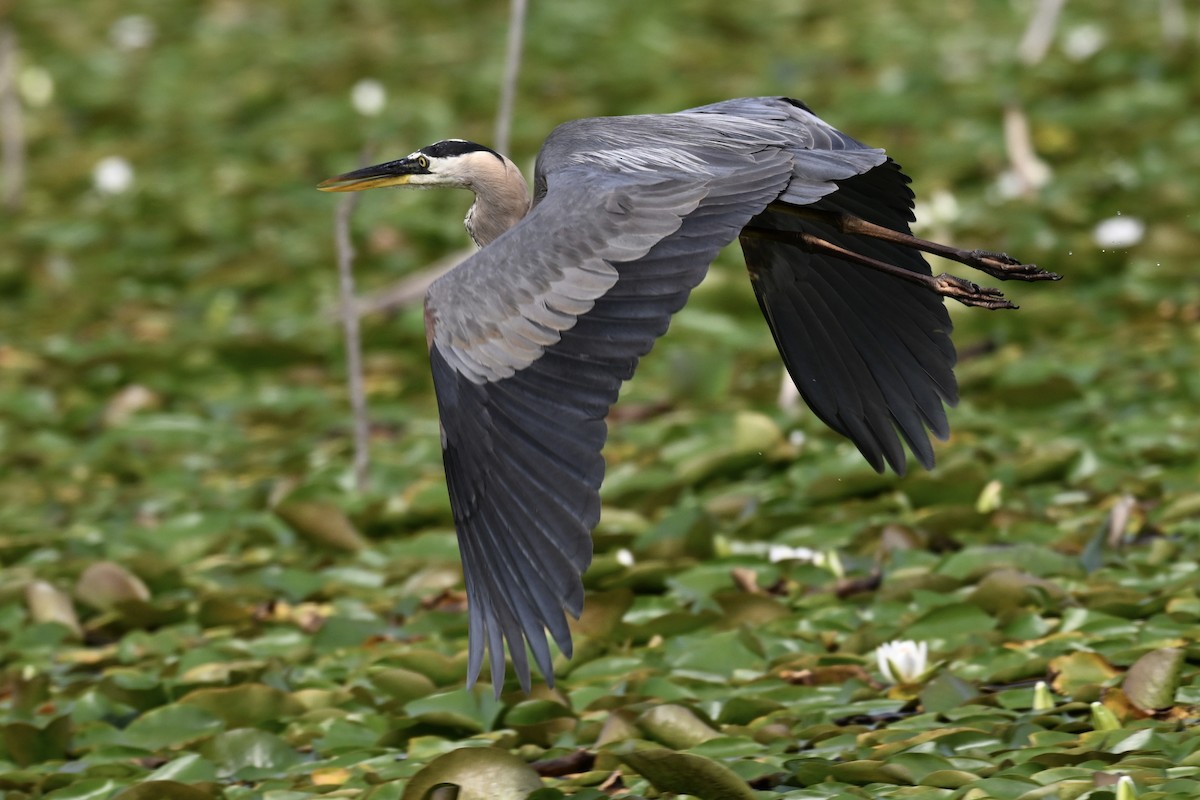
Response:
[319,96,1056,694]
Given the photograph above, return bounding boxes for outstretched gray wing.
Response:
[425,140,797,693]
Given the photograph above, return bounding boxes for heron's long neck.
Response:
[465,155,531,247]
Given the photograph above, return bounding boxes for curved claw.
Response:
[934,273,1017,310]
[968,250,1062,282]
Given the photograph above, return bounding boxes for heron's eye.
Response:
[417,155,430,169]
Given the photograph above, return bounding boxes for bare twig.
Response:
[492,0,528,156]
[1017,0,1066,65]
[0,23,25,211]
[334,186,370,492]
[349,247,472,318]
[1003,104,1050,198]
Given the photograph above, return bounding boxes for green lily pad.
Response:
[1,715,72,767]
[111,781,218,800]
[637,704,720,748]
[199,729,304,778]
[904,602,995,642]
[920,672,979,713]
[1051,652,1121,700]
[370,667,439,703]
[503,698,575,727]
[617,746,756,800]
[122,705,226,751]
[178,684,306,728]
[404,688,505,734]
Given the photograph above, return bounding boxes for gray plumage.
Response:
[318,96,1053,695]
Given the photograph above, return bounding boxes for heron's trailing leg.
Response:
[779,207,1061,283]
[741,226,1018,310]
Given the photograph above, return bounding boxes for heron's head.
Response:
[318,140,505,193]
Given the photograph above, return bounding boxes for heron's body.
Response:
[319,97,1054,694]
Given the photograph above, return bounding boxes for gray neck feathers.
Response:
[464,153,531,247]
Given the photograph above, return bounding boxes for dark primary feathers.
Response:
[419,97,957,692]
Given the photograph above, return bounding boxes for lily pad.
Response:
[400,747,543,800]
[24,580,83,638]
[122,704,226,751]
[638,704,720,748]
[273,498,368,551]
[75,561,151,611]
[1123,647,1184,712]
[200,729,305,778]
[111,781,218,800]
[178,684,306,728]
[617,747,756,800]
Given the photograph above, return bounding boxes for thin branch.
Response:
[349,247,472,318]
[1003,104,1050,198]
[1017,0,1066,66]
[492,0,528,156]
[334,186,370,492]
[0,23,25,211]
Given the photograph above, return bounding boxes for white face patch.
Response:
[422,150,509,189]
[401,173,447,188]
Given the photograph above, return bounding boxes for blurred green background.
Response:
[2,1,1199,797]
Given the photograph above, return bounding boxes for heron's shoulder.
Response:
[680,97,874,149]
[681,96,818,119]
[539,115,667,157]
[534,115,713,180]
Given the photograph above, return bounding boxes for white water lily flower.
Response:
[93,156,134,194]
[767,544,818,563]
[1093,215,1145,248]
[876,639,929,684]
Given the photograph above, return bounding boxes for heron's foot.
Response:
[934,273,1017,310]
[965,250,1061,282]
